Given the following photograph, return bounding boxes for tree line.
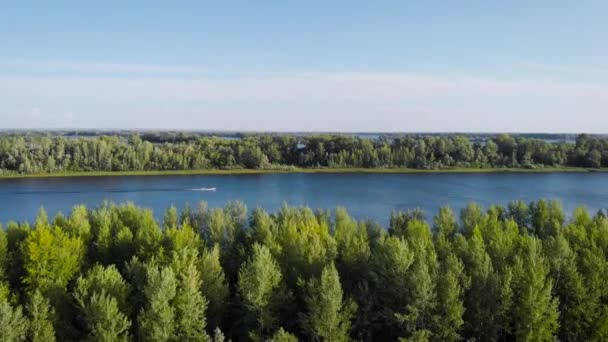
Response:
[1,200,608,341]
[1,133,607,174]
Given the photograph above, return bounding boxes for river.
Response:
[1,172,607,225]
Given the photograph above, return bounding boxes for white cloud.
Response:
[523,62,608,76]
[0,71,607,132]
[0,59,203,74]
[2,72,607,100]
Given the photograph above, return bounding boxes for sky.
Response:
[1,1,607,132]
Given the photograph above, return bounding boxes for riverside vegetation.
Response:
[1,133,608,176]
[1,200,608,341]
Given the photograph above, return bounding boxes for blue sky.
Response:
[1,1,607,132]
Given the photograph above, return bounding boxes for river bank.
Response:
[1,167,607,179]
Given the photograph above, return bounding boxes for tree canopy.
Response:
[1,133,607,175]
[0,200,607,340]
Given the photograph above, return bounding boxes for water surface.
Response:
[1,173,607,225]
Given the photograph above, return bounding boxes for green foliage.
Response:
[3,133,607,176]
[65,205,92,241]
[434,207,458,238]
[78,292,131,341]
[163,205,178,229]
[0,228,6,280]
[268,327,298,342]
[2,200,608,340]
[22,225,84,293]
[170,248,210,341]
[199,244,229,331]
[164,222,202,253]
[460,203,485,236]
[369,234,415,339]
[137,264,177,342]
[0,298,29,342]
[238,243,291,340]
[4,222,31,300]
[73,264,131,341]
[301,263,356,341]
[271,205,337,285]
[433,251,467,341]
[74,264,130,314]
[26,291,56,342]
[510,236,559,340]
[334,207,371,278]
[395,220,438,339]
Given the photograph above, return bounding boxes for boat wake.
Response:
[190,187,217,192]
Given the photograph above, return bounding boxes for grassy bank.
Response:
[1,167,607,179]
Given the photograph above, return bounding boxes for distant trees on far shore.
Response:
[1,133,607,174]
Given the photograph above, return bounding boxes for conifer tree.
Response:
[26,290,56,342]
[510,236,559,340]
[80,292,132,341]
[65,205,92,241]
[238,243,291,340]
[433,245,467,341]
[268,327,298,342]
[396,220,438,339]
[138,264,177,341]
[369,235,414,339]
[433,207,458,238]
[199,244,229,331]
[163,205,179,229]
[73,264,132,341]
[171,248,210,341]
[543,235,588,341]
[301,263,356,342]
[0,283,29,342]
[0,228,6,280]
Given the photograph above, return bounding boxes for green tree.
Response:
[529,200,564,238]
[0,283,29,342]
[22,224,84,292]
[333,207,371,287]
[199,244,229,331]
[543,235,588,341]
[272,205,337,285]
[73,264,131,341]
[22,224,84,340]
[164,221,202,254]
[268,327,298,342]
[0,228,7,280]
[301,263,356,341]
[78,292,131,342]
[460,203,485,236]
[138,264,177,342]
[395,220,438,339]
[510,236,559,340]
[26,290,56,342]
[369,235,414,339]
[433,207,458,238]
[34,207,50,230]
[457,227,512,341]
[237,243,291,340]
[170,248,210,341]
[433,238,468,341]
[65,205,92,241]
[163,205,179,229]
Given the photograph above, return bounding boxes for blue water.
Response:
[0,173,607,225]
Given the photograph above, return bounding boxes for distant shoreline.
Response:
[1,167,607,179]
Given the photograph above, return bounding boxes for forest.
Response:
[1,133,608,175]
[1,200,608,341]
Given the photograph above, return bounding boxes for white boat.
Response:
[191,187,216,191]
